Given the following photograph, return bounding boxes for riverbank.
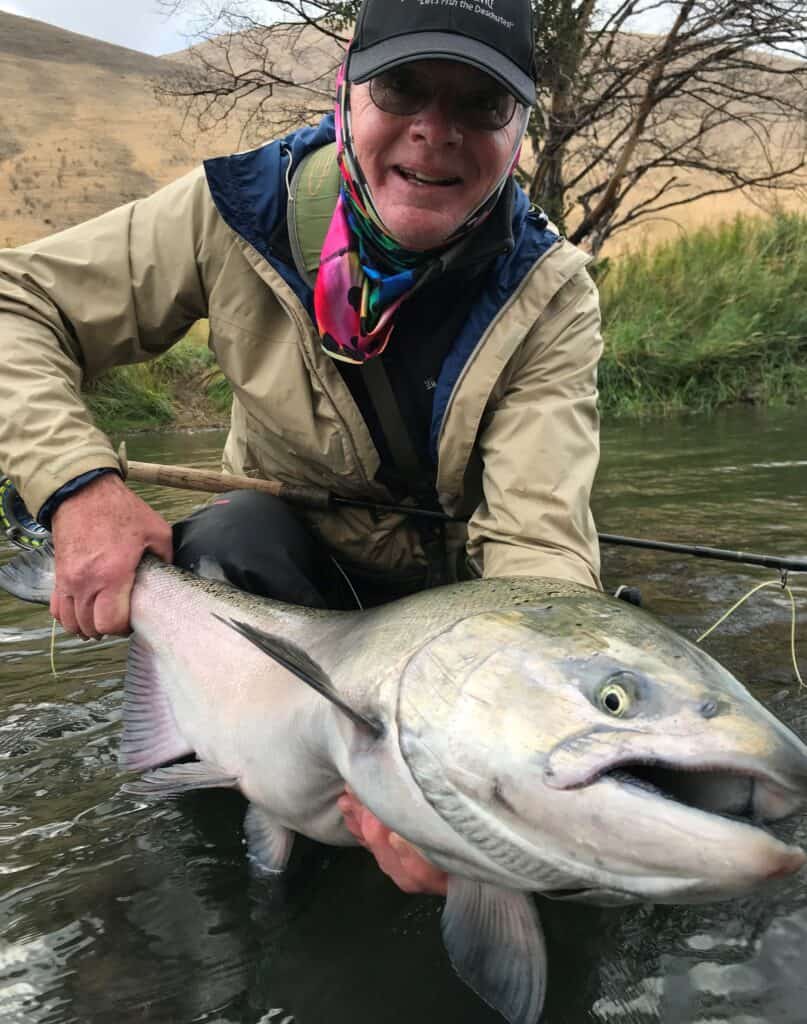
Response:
[84,320,230,433]
[597,210,807,416]
[84,210,807,434]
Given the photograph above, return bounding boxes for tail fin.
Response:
[0,542,55,605]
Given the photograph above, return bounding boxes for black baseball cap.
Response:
[347,0,537,107]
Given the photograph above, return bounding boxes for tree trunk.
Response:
[530,134,568,232]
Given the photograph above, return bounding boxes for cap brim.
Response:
[347,32,535,107]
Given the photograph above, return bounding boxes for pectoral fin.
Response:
[121,760,239,796]
[214,614,384,738]
[244,804,295,874]
[120,637,193,770]
[442,878,547,1024]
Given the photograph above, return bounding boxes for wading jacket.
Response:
[0,117,602,589]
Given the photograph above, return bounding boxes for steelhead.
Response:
[2,544,806,1024]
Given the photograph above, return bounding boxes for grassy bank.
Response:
[598,211,807,417]
[84,320,230,433]
[84,210,807,435]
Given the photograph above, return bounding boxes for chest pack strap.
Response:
[361,358,447,584]
[360,358,429,492]
[287,143,341,287]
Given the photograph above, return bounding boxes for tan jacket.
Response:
[0,145,602,589]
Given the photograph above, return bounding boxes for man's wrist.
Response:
[38,468,121,530]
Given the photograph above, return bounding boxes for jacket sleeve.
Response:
[467,268,603,588]
[0,167,215,519]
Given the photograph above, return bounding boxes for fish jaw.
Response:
[586,774,807,900]
[531,709,807,900]
[496,764,806,902]
[398,713,807,901]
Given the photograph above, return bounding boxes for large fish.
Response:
[1,544,806,1024]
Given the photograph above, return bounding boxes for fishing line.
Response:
[330,556,364,610]
[696,575,803,688]
[50,616,58,678]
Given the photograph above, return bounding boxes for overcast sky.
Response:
[0,0,674,56]
[0,0,201,55]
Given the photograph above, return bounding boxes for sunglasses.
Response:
[368,67,519,133]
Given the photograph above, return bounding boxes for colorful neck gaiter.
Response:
[314,56,527,365]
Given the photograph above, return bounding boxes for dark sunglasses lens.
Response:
[369,70,518,132]
[464,90,518,131]
[369,71,429,116]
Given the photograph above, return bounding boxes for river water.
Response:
[1,406,805,1024]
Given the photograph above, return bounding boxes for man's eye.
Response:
[474,91,508,112]
[379,71,423,98]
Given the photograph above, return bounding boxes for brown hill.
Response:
[0,12,242,248]
[163,20,341,143]
[0,12,803,255]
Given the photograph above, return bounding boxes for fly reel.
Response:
[0,476,50,549]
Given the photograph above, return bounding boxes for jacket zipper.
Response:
[435,238,566,481]
[245,242,376,491]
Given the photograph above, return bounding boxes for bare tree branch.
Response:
[156,0,807,253]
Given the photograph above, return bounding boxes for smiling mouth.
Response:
[395,166,462,187]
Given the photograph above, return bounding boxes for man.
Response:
[0,0,602,891]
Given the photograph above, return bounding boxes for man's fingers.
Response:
[50,579,133,640]
[389,833,448,895]
[337,792,448,894]
[148,533,174,565]
[337,794,369,846]
[74,590,102,640]
[54,594,80,637]
[92,584,134,637]
[338,793,385,850]
[50,474,172,636]
[389,832,413,857]
[358,808,390,849]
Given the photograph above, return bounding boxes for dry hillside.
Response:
[0,12,242,248]
[0,12,803,254]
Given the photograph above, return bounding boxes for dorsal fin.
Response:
[214,614,384,738]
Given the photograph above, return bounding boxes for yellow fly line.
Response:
[697,577,803,689]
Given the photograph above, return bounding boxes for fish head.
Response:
[396,586,807,904]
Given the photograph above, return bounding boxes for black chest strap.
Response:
[361,359,449,585]
[360,358,428,493]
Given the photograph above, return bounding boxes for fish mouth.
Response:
[544,723,807,824]
[550,760,807,899]
[602,760,799,820]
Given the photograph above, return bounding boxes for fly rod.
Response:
[117,446,807,574]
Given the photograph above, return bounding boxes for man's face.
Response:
[349,60,523,251]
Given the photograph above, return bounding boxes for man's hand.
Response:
[49,473,173,638]
[338,789,448,895]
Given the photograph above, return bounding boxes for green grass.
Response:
[598,211,807,417]
[84,320,231,433]
[85,211,807,432]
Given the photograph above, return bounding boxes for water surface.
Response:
[1,407,805,1024]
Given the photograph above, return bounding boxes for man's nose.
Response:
[409,96,463,145]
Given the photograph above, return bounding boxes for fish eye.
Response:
[599,683,630,717]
